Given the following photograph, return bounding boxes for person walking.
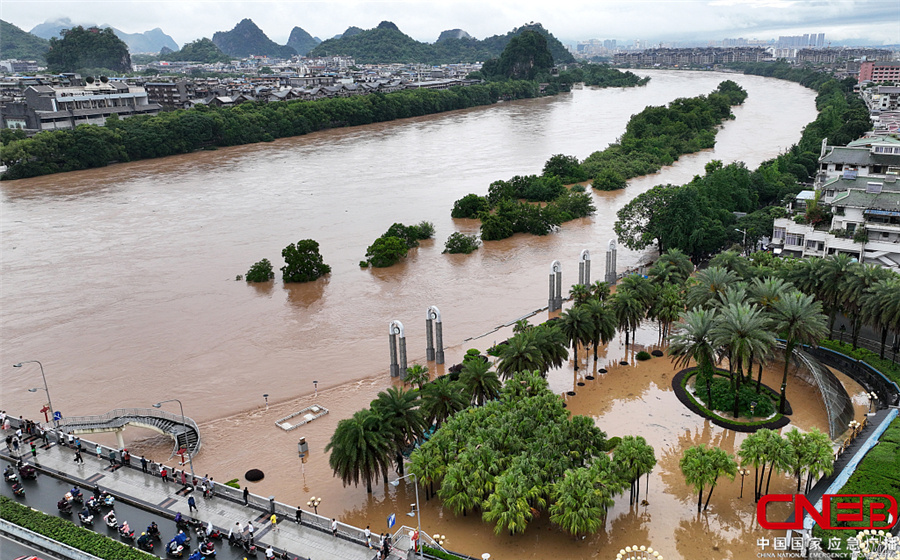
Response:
[140,456,148,473]
[122,449,130,466]
[364,525,371,548]
[187,494,197,513]
[295,506,302,524]
[95,444,102,458]
[108,450,117,466]
[74,448,84,464]
[246,521,254,545]
[207,477,215,498]
[160,466,169,483]
[331,518,337,537]
[242,486,249,506]
[270,513,278,532]
[12,437,19,456]
[74,437,82,450]
[30,442,37,459]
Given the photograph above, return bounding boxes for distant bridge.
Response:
[55,407,201,459]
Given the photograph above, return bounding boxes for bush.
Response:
[695,375,775,417]
[365,236,409,267]
[359,260,369,268]
[636,351,652,361]
[281,240,331,283]
[245,258,274,282]
[383,223,421,248]
[605,436,622,451]
[451,194,489,218]
[224,478,240,488]
[592,168,627,190]
[411,220,435,240]
[443,232,480,254]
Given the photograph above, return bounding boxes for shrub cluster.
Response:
[443,232,480,254]
[694,375,776,418]
[364,221,434,268]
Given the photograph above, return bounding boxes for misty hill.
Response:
[437,29,472,41]
[114,27,177,53]
[1,20,50,62]
[287,26,321,56]
[29,17,177,53]
[212,18,296,58]
[161,38,232,63]
[308,21,575,65]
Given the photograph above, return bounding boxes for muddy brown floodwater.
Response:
[2,70,845,559]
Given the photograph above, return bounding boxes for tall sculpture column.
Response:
[605,240,618,285]
[389,320,407,378]
[578,250,591,286]
[549,260,563,311]
[426,306,444,365]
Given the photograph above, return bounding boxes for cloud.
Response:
[2,0,897,47]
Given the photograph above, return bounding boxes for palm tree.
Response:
[326,408,392,493]
[819,253,857,332]
[669,308,719,405]
[649,248,693,286]
[759,429,790,497]
[772,292,828,414]
[701,446,738,511]
[409,442,443,500]
[738,430,767,502]
[459,357,501,406]
[482,470,534,535]
[404,363,430,390]
[686,266,739,310]
[497,331,545,379]
[582,299,617,365]
[783,428,812,492]
[802,428,835,494]
[420,376,467,428]
[710,302,776,417]
[619,274,655,308]
[612,436,657,506]
[843,264,892,349]
[862,277,900,358]
[550,464,618,537]
[590,280,611,301]
[714,284,749,309]
[649,283,684,341]
[680,444,714,513]
[708,250,749,277]
[559,306,593,371]
[532,324,569,373]
[783,256,826,302]
[568,283,592,306]
[748,277,792,314]
[512,319,531,334]
[611,290,645,350]
[371,386,425,476]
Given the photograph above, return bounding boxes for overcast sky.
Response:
[3,0,898,47]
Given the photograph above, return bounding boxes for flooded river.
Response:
[1,70,827,559]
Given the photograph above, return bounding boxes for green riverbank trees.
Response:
[1,81,540,180]
[615,69,867,261]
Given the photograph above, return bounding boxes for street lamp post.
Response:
[734,228,748,255]
[867,392,877,413]
[152,399,195,484]
[307,496,321,515]
[390,472,422,559]
[14,361,55,427]
[739,468,748,499]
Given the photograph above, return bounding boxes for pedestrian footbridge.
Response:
[55,407,201,458]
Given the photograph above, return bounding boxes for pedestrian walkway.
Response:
[1,426,380,560]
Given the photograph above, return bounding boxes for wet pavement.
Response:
[0,435,386,560]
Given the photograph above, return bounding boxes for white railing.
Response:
[56,407,201,455]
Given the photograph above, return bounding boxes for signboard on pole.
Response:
[387,513,396,529]
[53,411,62,421]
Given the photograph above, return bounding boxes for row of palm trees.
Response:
[679,426,833,513]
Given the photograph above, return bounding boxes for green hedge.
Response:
[681,371,784,428]
[812,417,900,556]
[818,339,900,387]
[0,495,155,560]
[422,544,468,560]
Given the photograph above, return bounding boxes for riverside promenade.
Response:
[1,422,391,560]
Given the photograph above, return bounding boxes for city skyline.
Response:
[3,0,898,50]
